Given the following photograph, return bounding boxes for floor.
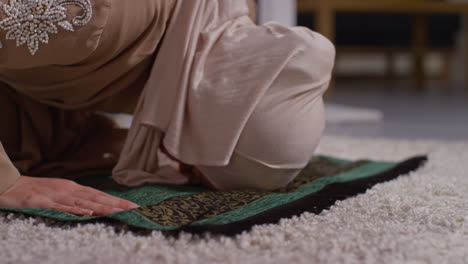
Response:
[3,136,466,264]
[324,79,468,141]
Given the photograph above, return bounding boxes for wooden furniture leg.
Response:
[464,15,468,91]
[440,52,452,86]
[385,51,397,82]
[316,4,336,96]
[412,15,428,90]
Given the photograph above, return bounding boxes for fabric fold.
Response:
[0,142,21,194]
[113,0,334,186]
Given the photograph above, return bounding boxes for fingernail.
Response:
[82,209,94,216]
[130,204,140,209]
[112,208,125,213]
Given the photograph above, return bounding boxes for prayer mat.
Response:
[0,155,427,235]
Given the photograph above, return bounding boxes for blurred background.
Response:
[256,0,468,141]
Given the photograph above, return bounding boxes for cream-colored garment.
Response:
[0,142,20,194]
[0,0,176,111]
[0,0,263,193]
[198,152,303,191]
[113,0,335,186]
[0,0,176,193]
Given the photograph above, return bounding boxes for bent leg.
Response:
[197,27,335,190]
[198,152,301,190]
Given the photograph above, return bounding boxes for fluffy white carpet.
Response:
[1,136,467,264]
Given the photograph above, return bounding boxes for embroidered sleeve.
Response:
[0,0,93,55]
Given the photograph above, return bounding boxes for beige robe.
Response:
[112,0,335,186]
[0,142,20,194]
[0,0,335,193]
[0,0,177,193]
[0,0,259,193]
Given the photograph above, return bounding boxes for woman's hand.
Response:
[0,176,139,216]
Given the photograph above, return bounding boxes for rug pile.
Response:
[1,136,467,264]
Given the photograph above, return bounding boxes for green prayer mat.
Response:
[0,155,427,235]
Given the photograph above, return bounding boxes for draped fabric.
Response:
[0,142,20,193]
[0,0,261,193]
[0,83,129,184]
[0,0,332,192]
[0,0,177,193]
[112,0,335,186]
[0,0,177,112]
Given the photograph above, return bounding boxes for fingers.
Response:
[67,186,139,216]
[0,176,139,216]
[50,203,94,216]
[76,187,139,209]
[58,196,128,216]
[73,198,126,215]
[89,194,139,211]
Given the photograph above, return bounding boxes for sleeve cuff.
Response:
[0,168,20,194]
[0,143,21,194]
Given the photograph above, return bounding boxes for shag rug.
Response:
[1,136,467,264]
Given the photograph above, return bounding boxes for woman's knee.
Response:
[290,28,335,87]
[197,152,302,191]
[233,90,325,170]
[229,28,333,168]
[194,26,334,191]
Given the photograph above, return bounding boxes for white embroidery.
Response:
[0,0,93,55]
